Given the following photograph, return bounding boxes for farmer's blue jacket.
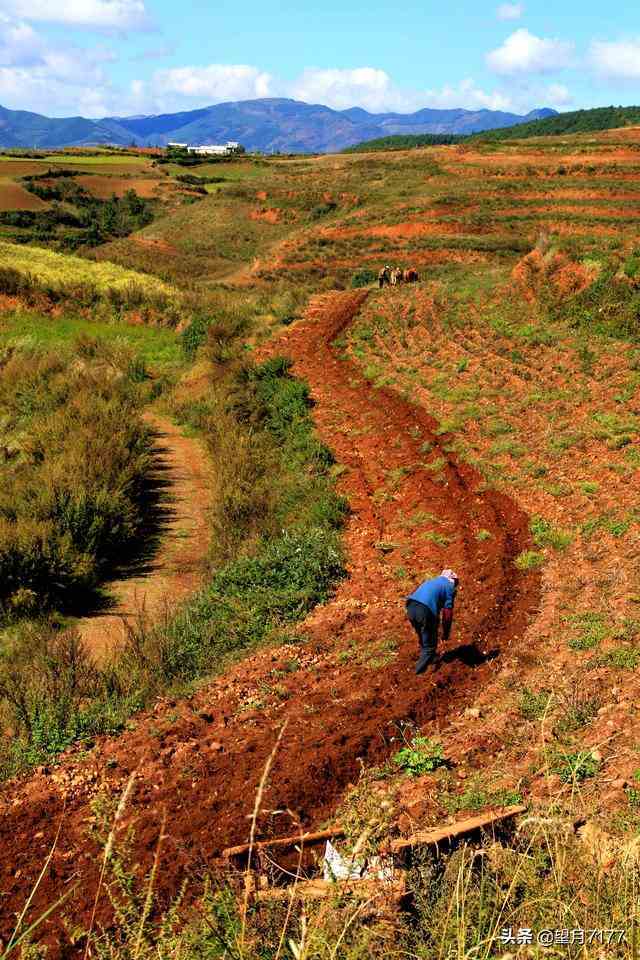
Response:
[407,576,457,617]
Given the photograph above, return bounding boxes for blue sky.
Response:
[1,0,640,118]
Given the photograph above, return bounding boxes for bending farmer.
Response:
[406,568,459,674]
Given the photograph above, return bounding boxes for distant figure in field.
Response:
[403,268,419,283]
[406,568,459,674]
[390,267,403,286]
[378,265,391,288]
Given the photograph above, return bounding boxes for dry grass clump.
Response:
[0,337,153,617]
[34,796,640,959]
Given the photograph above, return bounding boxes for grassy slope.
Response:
[0,307,182,367]
[0,240,175,296]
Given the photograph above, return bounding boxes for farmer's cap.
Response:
[441,568,459,583]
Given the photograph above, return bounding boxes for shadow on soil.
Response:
[439,643,501,668]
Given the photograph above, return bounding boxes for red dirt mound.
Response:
[249,207,281,223]
[134,235,178,255]
[0,292,539,952]
[512,247,598,302]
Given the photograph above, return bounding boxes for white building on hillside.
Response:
[188,141,240,156]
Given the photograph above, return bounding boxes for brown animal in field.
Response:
[403,268,419,283]
[390,267,403,286]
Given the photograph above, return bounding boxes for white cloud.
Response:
[292,67,404,112]
[0,15,42,66]
[0,0,150,31]
[0,14,116,115]
[423,78,512,112]
[589,38,640,80]
[487,28,573,74]
[497,3,523,20]
[545,82,572,107]
[151,64,273,104]
[289,68,513,114]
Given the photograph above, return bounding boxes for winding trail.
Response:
[78,412,212,660]
[0,292,540,950]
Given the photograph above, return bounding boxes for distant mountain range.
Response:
[0,98,558,154]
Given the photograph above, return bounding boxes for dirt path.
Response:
[78,412,212,660]
[0,292,540,950]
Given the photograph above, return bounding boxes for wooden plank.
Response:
[255,877,407,903]
[390,805,527,854]
[223,826,345,860]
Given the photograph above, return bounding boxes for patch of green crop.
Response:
[394,736,446,777]
[553,749,599,784]
[602,647,640,670]
[566,611,608,651]
[581,513,633,540]
[530,516,573,551]
[483,417,514,437]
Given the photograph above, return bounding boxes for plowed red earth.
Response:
[0,291,539,949]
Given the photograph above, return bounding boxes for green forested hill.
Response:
[343,133,466,152]
[475,105,640,140]
[346,105,640,152]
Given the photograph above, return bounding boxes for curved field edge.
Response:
[0,291,540,951]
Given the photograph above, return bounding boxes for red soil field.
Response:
[77,175,163,199]
[0,181,48,211]
[0,161,57,177]
[0,290,540,952]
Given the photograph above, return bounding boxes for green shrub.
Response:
[484,417,514,437]
[0,625,130,769]
[519,687,551,721]
[351,268,377,288]
[0,341,152,617]
[394,736,446,776]
[441,781,523,814]
[180,315,211,358]
[553,749,599,783]
[0,266,35,296]
[624,255,640,280]
[310,201,337,219]
[581,481,599,495]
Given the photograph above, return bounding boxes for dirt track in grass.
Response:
[77,412,212,660]
[0,290,540,951]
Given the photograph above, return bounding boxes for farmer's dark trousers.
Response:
[406,599,438,674]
